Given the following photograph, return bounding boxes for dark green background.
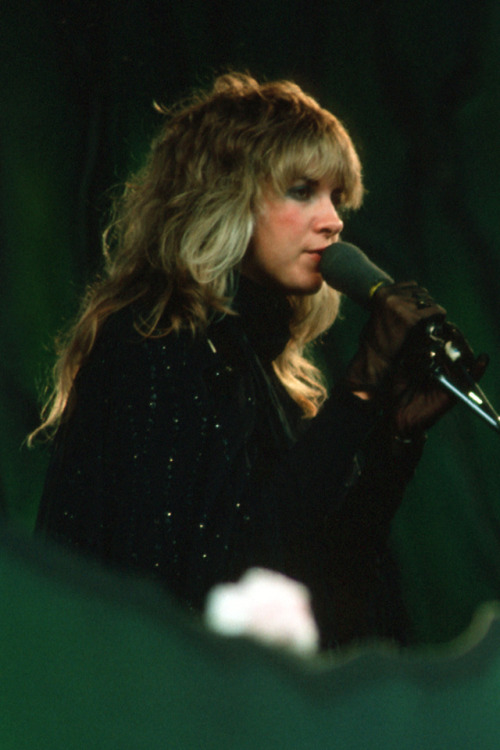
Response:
[2,0,500,644]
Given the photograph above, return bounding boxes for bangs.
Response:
[264,123,364,209]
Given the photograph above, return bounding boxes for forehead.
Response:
[269,138,350,186]
[260,129,362,209]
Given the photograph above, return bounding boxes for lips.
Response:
[305,247,327,259]
[306,247,326,255]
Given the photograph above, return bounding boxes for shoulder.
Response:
[77,307,255,404]
[91,306,218,374]
[67,309,219,421]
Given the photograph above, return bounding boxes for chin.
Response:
[290,277,324,296]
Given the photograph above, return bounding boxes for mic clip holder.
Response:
[425,321,500,435]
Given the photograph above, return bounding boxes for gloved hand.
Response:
[388,321,489,437]
[346,281,446,396]
[345,282,488,437]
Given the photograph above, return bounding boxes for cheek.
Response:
[256,207,303,248]
[250,201,307,265]
[273,205,304,232]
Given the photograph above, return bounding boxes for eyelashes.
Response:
[286,183,314,201]
[286,180,344,208]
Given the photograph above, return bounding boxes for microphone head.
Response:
[319,241,394,307]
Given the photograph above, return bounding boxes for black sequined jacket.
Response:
[37,277,424,647]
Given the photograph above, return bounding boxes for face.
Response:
[242,177,344,295]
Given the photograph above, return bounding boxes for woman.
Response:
[31,73,475,648]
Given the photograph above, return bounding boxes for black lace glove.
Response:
[345,282,488,436]
[346,281,446,395]
[387,320,489,437]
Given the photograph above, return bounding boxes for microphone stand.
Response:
[434,369,500,433]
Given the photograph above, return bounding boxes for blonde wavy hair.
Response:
[30,72,363,442]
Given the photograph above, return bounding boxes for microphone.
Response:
[319,242,500,434]
[319,241,394,308]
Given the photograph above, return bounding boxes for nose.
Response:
[315,195,344,238]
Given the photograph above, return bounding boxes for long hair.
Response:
[30,72,363,442]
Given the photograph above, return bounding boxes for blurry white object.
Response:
[204,568,320,655]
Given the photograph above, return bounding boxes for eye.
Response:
[286,182,314,201]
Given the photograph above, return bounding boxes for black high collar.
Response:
[231,275,293,364]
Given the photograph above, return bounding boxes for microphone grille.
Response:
[319,242,393,307]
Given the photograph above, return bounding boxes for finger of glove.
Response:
[374,282,446,322]
[368,282,446,361]
[393,386,455,436]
